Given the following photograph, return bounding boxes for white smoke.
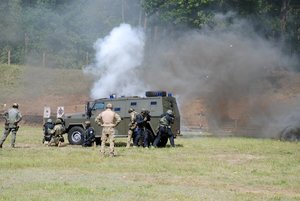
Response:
[85,23,146,99]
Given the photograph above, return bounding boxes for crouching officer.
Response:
[43,118,55,144]
[0,103,22,148]
[153,110,175,148]
[82,120,95,147]
[48,119,65,147]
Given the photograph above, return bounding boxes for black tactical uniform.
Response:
[82,126,95,147]
[134,110,151,147]
[153,110,175,147]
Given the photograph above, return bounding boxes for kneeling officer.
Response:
[48,119,65,147]
[82,120,95,147]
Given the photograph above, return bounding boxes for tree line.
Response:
[0,0,299,68]
[142,0,299,55]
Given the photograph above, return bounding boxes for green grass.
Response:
[0,126,299,201]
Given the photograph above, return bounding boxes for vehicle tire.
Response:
[157,136,168,147]
[145,91,167,97]
[68,126,84,145]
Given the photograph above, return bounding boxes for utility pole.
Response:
[8,50,10,65]
[280,0,291,34]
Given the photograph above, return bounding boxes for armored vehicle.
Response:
[61,91,180,147]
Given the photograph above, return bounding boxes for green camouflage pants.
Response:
[49,135,63,146]
[100,127,115,155]
[0,128,17,147]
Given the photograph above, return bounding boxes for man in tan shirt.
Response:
[95,103,121,157]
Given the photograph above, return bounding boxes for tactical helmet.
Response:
[106,103,113,109]
[85,120,91,125]
[47,119,53,123]
[12,103,19,108]
[141,108,149,115]
[128,108,134,113]
[166,109,173,115]
[55,119,62,124]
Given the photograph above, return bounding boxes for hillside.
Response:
[0,65,93,115]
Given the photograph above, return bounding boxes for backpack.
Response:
[159,115,168,126]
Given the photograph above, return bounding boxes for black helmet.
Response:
[141,108,149,115]
[12,103,19,108]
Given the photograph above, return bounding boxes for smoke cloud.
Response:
[85,23,146,99]
[141,14,299,137]
[86,13,299,138]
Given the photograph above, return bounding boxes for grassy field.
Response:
[0,64,93,115]
[0,126,299,201]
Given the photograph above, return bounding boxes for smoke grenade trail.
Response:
[85,23,146,99]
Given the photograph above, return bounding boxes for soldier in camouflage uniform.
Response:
[48,118,65,147]
[95,103,121,157]
[153,110,175,148]
[127,108,137,148]
[43,118,55,144]
[0,103,22,148]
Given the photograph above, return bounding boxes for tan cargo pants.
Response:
[100,127,115,156]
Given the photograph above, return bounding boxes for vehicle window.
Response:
[114,107,121,112]
[93,102,105,110]
[131,102,137,106]
[150,101,157,105]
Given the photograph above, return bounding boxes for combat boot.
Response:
[100,151,105,157]
[0,144,2,148]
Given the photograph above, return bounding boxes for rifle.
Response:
[0,112,9,129]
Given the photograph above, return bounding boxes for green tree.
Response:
[142,0,217,28]
[0,0,24,63]
[0,0,142,67]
